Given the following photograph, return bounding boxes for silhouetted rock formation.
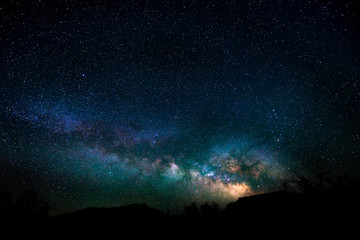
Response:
[223,188,360,229]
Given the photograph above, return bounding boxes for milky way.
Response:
[1,0,359,214]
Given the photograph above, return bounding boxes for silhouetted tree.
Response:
[0,190,51,218]
[0,191,13,216]
[283,170,360,194]
[283,170,315,193]
[200,202,220,215]
[183,202,199,215]
[14,191,51,217]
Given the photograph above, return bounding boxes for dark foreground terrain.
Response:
[2,187,359,236]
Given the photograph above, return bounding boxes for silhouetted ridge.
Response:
[3,186,360,235]
[54,203,164,223]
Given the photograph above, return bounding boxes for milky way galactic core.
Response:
[1,0,359,214]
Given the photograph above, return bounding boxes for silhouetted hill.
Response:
[54,203,164,222]
[3,187,359,236]
[223,189,360,223]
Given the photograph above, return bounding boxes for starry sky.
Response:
[1,0,359,214]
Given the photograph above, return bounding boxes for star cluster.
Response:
[1,0,359,214]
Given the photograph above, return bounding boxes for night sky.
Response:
[1,0,359,215]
